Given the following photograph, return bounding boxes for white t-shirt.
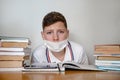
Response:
[32,41,88,64]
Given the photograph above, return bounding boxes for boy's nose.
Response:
[53,33,59,41]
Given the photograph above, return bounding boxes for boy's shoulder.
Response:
[69,41,83,48]
[33,44,46,54]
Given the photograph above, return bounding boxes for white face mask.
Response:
[44,39,68,52]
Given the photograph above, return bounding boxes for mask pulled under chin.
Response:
[44,39,68,52]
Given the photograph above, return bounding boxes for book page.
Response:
[62,61,105,71]
[23,63,65,72]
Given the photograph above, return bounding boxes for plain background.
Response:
[0,0,120,64]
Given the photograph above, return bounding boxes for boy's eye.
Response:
[46,32,52,34]
[59,31,64,33]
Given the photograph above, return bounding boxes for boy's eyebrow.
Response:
[44,28,66,31]
[44,29,53,31]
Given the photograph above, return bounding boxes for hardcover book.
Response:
[22,62,104,72]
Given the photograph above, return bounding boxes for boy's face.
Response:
[41,21,69,42]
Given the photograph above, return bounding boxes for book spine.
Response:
[95,60,120,64]
[0,61,23,68]
[0,47,24,52]
[1,42,29,48]
[0,51,25,55]
[96,56,120,60]
[0,55,24,60]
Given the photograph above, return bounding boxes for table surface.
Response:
[0,70,120,80]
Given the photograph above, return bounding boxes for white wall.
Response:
[0,0,120,64]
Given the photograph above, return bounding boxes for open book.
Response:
[22,61,105,72]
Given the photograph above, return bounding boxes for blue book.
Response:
[97,66,120,71]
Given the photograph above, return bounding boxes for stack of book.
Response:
[94,44,120,71]
[0,36,31,71]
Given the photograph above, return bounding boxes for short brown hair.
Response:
[42,11,67,30]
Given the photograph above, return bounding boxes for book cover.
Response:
[0,60,23,68]
[94,54,120,57]
[0,47,24,52]
[94,50,120,54]
[95,60,120,67]
[0,36,30,43]
[0,47,31,52]
[0,67,23,71]
[97,66,120,71]
[0,55,24,60]
[0,51,25,56]
[1,42,29,48]
[96,56,120,60]
[94,44,120,54]
[23,62,105,72]
[0,36,31,48]
[95,45,120,51]
[95,60,120,64]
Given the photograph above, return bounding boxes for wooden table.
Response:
[0,70,120,80]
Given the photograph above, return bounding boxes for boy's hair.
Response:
[42,11,67,30]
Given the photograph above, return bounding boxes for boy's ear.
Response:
[67,29,69,37]
[41,31,45,40]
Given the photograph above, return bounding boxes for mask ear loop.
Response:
[46,48,51,63]
[68,41,74,61]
